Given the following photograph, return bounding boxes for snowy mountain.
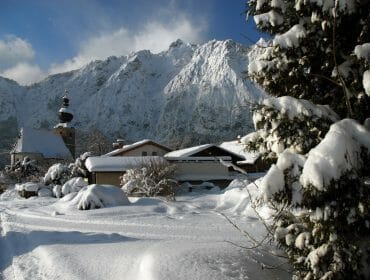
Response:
[0,39,265,163]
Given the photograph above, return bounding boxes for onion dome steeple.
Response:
[58,89,74,124]
[54,89,76,159]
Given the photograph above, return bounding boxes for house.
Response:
[84,139,172,186]
[84,140,264,188]
[10,90,76,166]
[105,139,172,157]
[85,156,166,186]
[164,144,245,187]
[219,139,269,173]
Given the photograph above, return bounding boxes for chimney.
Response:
[237,135,241,144]
[113,139,124,149]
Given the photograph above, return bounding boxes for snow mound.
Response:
[67,184,130,210]
[38,188,53,197]
[218,179,252,214]
[52,185,62,198]
[217,179,273,218]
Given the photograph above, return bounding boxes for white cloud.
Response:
[49,27,131,74]
[0,9,207,84]
[49,15,206,74]
[0,35,45,85]
[0,36,35,69]
[133,18,204,53]
[1,63,45,85]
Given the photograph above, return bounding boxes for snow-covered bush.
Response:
[12,152,92,199]
[61,177,88,197]
[121,159,178,199]
[43,163,70,185]
[69,152,91,178]
[4,156,46,182]
[43,153,91,197]
[260,119,370,279]
[244,96,339,161]
[68,184,130,210]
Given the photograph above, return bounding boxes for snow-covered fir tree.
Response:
[245,0,370,278]
[259,119,370,279]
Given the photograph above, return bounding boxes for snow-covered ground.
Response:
[0,181,290,280]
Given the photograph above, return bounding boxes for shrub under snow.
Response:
[69,152,92,178]
[52,177,88,198]
[121,159,178,199]
[260,119,370,279]
[44,163,70,185]
[67,184,130,210]
[61,177,88,196]
[4,156,47,183]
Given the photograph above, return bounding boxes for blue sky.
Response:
[0,0,262,85]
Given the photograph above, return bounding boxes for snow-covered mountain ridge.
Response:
[0,39,264,159]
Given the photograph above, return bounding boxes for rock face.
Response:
[0,39,265,164]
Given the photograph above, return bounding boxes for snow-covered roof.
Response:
[174,174,240,181]
[165,156,232,162]
[85,156,166,172]
[104,139,171,157]
[165,144,213,157]
[12,127,72,159]
[219,139,260,164]
[164,144,244,160]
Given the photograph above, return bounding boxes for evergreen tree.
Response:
[245,1,370,278]
[247,0,370,121]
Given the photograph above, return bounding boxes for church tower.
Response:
[53,89,76,158]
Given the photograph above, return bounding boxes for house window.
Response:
[142,151,148,156]
[152,151,157,156]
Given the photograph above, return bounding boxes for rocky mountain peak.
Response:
[0,39,265,165]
